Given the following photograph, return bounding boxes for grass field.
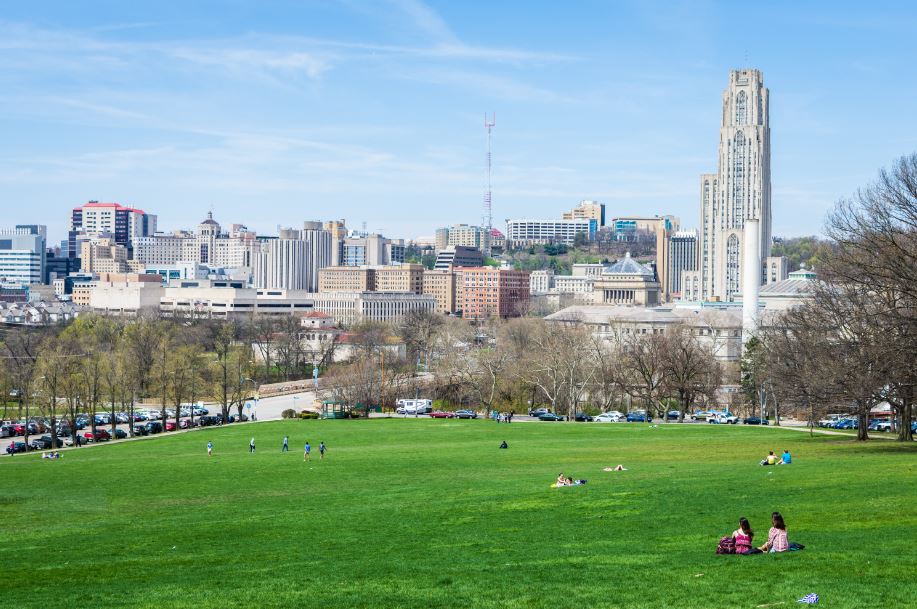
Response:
[2,420,915,609]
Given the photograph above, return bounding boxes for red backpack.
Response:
[716,535,736,554]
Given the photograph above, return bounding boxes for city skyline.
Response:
[3,1,917,244]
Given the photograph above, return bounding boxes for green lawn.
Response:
[2,420,915,609]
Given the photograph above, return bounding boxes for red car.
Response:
[11,424,26,436]
[83,429,111,442]
[165,421,178,431]
[428,411,455,419]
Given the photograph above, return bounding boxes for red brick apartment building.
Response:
[460,267,531,320]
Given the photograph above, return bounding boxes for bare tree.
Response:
[663,325,722,422]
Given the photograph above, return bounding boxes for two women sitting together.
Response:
[721,512,795,554]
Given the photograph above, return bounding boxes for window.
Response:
[735,91,747,125]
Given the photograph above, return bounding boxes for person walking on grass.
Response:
[207,441,213,456]
[249,437,256,454]
[304,441,311,461]
[282,435,289,453]
[319,441,326,460]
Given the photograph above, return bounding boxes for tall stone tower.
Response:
[698,69,771,301]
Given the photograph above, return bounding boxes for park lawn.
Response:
[1,420,915,609]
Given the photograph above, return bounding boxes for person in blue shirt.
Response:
[781,450,792,465]
[282,436,289,453]
[319,441,326,460]
[207,441,213,456]
[304,441,311,462]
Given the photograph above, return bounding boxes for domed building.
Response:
[592,252,660,306]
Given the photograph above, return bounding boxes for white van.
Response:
[396,399,433,415]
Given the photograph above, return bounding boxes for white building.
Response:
[698,69,771,302]
[506,219,597,247]
[133,212,259,269]
[0,230,46,286]
[69,202,156,257]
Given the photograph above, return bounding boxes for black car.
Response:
[742,416,769,425]
[529,407,551,417]
[113,429,128,439]
[198,415,222,427]
[6,441,30,454]
[574,412,594,422]
[32,435,66,450]
[145,421,163,434]
[538,412,565,421]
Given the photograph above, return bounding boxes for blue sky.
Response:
[2,0,916,245]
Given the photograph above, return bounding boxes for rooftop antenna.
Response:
[483,112,495,257]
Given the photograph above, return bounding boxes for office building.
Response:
[338,234,405,267]
[0,229,46,286]
[529,269,554,294]
[375,264,424,294]
[69,201,156,258]
[434,246,484,270]
[698,69,771,302]
[667,230,698,298]
[563,200,605,226]
[251,225,330,292]
[318,264,424,294]
[44,251,81,284]
[460,268,531,320]
[505,219,597,247]
[88,273,165,314]
[610,216,679,241]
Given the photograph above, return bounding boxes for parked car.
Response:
[6,441,29,454]
[626,411,652,422]
[30,435,65,450]
[528,407,551,417]
[0,425,16,438]
[134,421,162,435]
[595,412,624,423]
[538,412,565,421]
[573,412,594,422]
[192,406,209,416]
[835,418,858,430]
[454,409,478,419]
[227,414,249,423]
[818,414,846,428]
[689,410,714,421]
[11,423,26,436]
[112,429,127,439]
[709,413,739,424]
[179,419,196,429]
[115,412,131,424]
[165,421,178,432]
[666,410,681,420]
[84,429,111,442]
[428,410,455,418]
[742,416,769,425]
[198,415,221,427]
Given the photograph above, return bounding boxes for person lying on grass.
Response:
[554,474,587,487]
[603,464,627,471]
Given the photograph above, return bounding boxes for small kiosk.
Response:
[320,400,350,419]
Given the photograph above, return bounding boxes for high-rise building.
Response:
[698,69,771,301]
[80,238,145,275]
[69,202,157,258]
[339,234,404,267]
[460,268,531,320]
[667,230,698,298]
[0,228,46,286]
[434,224,488,251]
[422,269,462,314]
[563,200,605,226]
[252,225,331,292]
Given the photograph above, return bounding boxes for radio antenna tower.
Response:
[483,113,495,257]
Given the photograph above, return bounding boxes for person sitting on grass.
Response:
[759,512,789,553]
[499,440,508,449]
[760,451,778,466]
[557,473,568,486]
[732,517,755,554]
[780,450,792,465]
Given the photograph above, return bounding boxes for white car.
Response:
[595,412,625,423]
[709,413,738,424]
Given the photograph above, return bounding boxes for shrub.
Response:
[299,411,319,420]
[281,409,296,419]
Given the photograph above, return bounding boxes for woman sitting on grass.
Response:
[759,512,789,553]
[732,517,755,554]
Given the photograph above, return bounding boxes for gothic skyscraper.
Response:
[697,69,771,301]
